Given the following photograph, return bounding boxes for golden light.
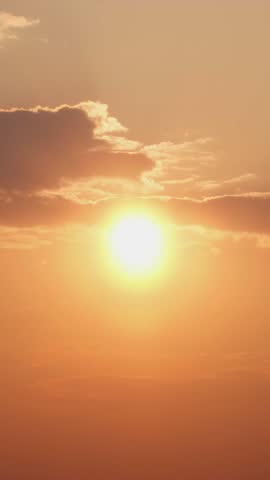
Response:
[109,214,164,274]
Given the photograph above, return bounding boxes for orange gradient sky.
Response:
[1,1,270,479]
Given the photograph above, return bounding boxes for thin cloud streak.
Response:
[0,11,39,44]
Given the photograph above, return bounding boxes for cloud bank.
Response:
[0,103,153,192]
[1,100,268,238]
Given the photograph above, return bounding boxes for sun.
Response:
[109,214,164,274]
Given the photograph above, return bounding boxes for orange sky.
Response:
[1,1,270,479]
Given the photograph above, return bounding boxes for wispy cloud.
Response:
[0,11,39,45]
[0,226,51,250]
[143,138,215,181]
[198,173,258,194]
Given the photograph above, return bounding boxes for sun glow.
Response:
[109,214,164,274]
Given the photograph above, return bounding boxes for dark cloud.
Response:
[0,193,98,227]
[0,105,153,192]
[159,194,270,234]
[1,192,270,235]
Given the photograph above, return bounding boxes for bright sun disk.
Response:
[109,215,164,274]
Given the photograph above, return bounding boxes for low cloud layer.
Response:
[1,192,270,236]
[0,103,153,192]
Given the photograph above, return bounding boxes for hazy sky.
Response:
[1,1,270,479]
